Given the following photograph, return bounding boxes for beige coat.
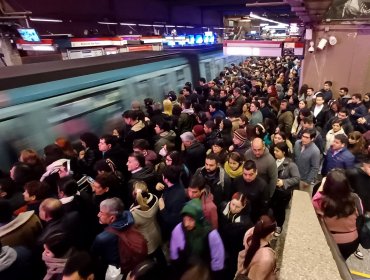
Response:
[235,227,277,280]
[130,194,162,254]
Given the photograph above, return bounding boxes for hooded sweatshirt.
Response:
[91,211,135,267]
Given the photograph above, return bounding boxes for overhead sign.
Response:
[223,40,282,57]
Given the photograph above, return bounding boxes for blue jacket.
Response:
[211,110,226,120]
[91,211,134,266]
[322,147,355,176]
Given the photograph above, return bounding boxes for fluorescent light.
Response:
[97,21,118,25]
[202,27,208,29]
[176,25,185,28]
[166,25,175,27]
[29,17,63,23]
[153,24,164,27]
[186,26,194,28]
[40,33,73,37]
[250,12,288,27]
[138,24,152,27]
[120,23,136,26]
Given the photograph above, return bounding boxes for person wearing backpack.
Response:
[91,197,148,278]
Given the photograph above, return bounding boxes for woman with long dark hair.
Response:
[312,169,360,259]
[235,215,277,280]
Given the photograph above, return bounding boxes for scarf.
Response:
[224,161,244,178]
[42,251,69,280]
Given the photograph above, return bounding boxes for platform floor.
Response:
[347,245,370,279]
[274,208,370,279]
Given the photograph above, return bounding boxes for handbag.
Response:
[353,193,370,249]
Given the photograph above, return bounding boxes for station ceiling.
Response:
[2,0,333,25]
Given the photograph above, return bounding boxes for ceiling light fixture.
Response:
[29,17,63,23]
[138,24,152,27]
[97,21,118,25]
[249,12,288,27]
[120,23,136,26]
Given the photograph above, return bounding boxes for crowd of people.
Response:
[1,55,370,280]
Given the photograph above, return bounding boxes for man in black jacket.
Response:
[180,132,206,175]
[231,160,269,223]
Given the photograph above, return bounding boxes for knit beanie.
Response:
[234,129,247,142]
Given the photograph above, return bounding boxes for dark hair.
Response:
[162,165,181,184]
[63,251,95,278]
[227,152,243,164]
[133,139,150,150]
[204,120,215,130]
[44,232,71,258]
[189,175,206,191]
[155,119,170,132]
[222,119,233,132]
[44,144,64,166]
[95,173,117,190]
[24,180,49,200]
[321,169,355,218]
[302,116,314,125]
[57,177,78,197]
[324,81,332,86]
[167,151,183,166]
[298,108,312,122]
[301,128,316,139]
[182,99,192,109]
[100,134,116,146]
[352,93,362,100]
[172,104,182,116]
[205,153,220,164]
[212,138,225,148]
[340,87,349,93]
[243,215,276,268]
[80,132,99,150]
[315,93,324,100]
[331,117,342,126]
[334,134,348,146]
[243,160,257,171]
[129,152,146,168]
[274,141,290,156]
[339,108,349,116]
[251,101,260,109]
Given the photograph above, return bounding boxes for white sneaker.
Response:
[354,248,364,260]
[274,227,282,237]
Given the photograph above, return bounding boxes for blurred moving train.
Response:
[0,46,245,169]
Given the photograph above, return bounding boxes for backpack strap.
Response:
[353,193,363,216]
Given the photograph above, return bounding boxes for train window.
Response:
[176,69,184,81]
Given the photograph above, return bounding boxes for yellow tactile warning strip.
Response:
[351,270,370,279]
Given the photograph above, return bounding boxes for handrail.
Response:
[317,216,353,280]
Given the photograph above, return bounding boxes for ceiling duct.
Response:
[245,1,287,7]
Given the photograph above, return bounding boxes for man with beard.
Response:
[194,154,231,208]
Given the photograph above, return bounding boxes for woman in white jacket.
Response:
[130,181,165,265]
